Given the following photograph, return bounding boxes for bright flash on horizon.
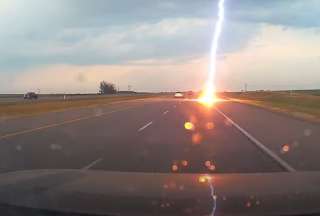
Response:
[198,89,217,107]
[198,0,225,107]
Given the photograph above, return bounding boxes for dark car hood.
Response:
[0,170,319,216]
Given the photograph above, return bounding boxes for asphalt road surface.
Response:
[0,97,319,174]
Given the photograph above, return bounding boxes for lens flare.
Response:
[198,89,217,107]
[198,0,225,108]
[184,122,195,130]
[171,164,179,172]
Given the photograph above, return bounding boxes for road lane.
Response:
[217,101,320,171]
[215,107,296,172]
[0,98,151,136]
[1,97,318,175]
[0,99,173,173]
[94,100,284,173]
[0,106,134,140]
[145,100,283,173]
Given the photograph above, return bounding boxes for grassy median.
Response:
[225,91,320,122]
[0,94,160,118]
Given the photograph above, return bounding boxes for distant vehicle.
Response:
[174,92,184,98]
[24,92,38,99]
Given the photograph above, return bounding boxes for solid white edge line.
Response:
[82,158,103,170]
[138,121,153,132]
[215,107,296,172]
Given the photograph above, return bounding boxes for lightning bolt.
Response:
[208,177,217,216]
[199,0,225,106]
[205,0,226,214]
[199,175,217,216]
[208,0,225,91]
[209,181,217,216]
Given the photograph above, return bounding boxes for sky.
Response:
[0,0,320,93]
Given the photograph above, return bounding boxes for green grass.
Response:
[0,94,160,117]
[225,91,320,121]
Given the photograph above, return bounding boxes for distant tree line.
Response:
[99,81,117,94]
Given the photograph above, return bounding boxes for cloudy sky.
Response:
[0,0,320,93]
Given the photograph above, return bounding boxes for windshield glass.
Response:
[0,0,320,215]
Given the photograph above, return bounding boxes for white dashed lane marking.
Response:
[163,110,169,115]
[82,158,103,170]
[138,121,153,132]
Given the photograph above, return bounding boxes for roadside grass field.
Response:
[0,94,160,117]
[225,91,320,122]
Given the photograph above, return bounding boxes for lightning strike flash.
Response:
[199,0,225,107]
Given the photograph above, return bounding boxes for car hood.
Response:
[0,170,319,216]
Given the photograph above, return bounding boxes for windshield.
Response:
[0,0,320,215]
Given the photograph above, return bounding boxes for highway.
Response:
[0,97,319,174]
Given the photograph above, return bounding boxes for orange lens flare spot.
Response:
[281,144,290,153]
[198,176,206,183]
[184,122,195,131]
[181,160,188,167]
[192,133,202,144]
[198,175,212,183]
[206,122,215,130]
[171,164,179,172]
[205,160,216,171]
[205,160,212,167]
[209,164,216,171]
